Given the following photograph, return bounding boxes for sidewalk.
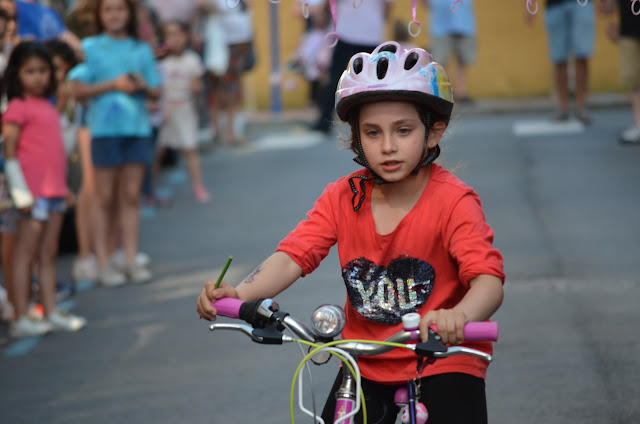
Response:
[246,92,630,132]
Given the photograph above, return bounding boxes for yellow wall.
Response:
[247,0,620,110]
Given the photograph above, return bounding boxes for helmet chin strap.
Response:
[348,116,441,211]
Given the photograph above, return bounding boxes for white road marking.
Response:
[513,119,584,137]
[237,127,326,154]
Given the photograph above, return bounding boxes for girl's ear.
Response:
[427,121,446,149]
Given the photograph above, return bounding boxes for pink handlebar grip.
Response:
[463,322,498,341]
[211,297,243,319]
[430,322,498,342]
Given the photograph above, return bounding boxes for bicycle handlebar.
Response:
[210,297,497,357]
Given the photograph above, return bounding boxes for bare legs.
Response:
[455,64,469,100]
[12,213,63,318]
[215,76,245,145]
[553,58,590,122]
[94,165,144,270]
[574,58,589,111]
[208,73,221,142]
[632,88,640,125]
[183,149,205,190]
[620,87,640,144]
[153,147,210,202]
[117,164,145,266]
[553,62,570,115]
[94,167,118,270]
[1,232,16,314]
[75,127,96,263]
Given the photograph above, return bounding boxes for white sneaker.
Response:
[10,315,53,338]
[125,264,152,284]
[97,264,127,288]
[27,302,44,321]
[620,124,640,144]
[111,248,151,270]
[72,255,98,282]
[47,309,87,332]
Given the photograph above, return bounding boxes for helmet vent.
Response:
[404,52,419,70]
[379,44,397,54]
[376,57,389,79]
[353,57,363,74]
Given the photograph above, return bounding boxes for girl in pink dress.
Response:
[2,41,86,338]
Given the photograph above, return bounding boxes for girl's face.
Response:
[19,56,51,97]
[51,55,71,85]
[100,0,130,36]
[0,0,16,38]
[164,23,188,55]
[358,101,429,183]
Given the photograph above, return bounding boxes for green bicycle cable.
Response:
[290,340,366,424]
[289,339,409,424]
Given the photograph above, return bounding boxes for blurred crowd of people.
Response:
[0,0,637,342]
[0,0,257,339]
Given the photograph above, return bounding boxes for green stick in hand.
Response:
[214,256,233,289]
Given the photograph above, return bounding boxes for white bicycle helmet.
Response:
[335,41,454,122]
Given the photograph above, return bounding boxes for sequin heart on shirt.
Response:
[342,256,435,325]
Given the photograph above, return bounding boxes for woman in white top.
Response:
[207,0,254,145]
[311,0,394,134]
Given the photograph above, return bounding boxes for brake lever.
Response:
[408,328,493,362]
[434,346,493,362]
[209,323,254,338]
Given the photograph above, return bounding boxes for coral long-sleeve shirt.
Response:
[277,165,505,383]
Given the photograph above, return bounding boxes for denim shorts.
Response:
[544,1,595,63]
[25,197,67,221]
[92,136,153,167]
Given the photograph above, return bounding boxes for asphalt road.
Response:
[1,108,639,424]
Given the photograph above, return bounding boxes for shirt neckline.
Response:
[364,165,437,238]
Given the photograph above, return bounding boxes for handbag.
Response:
[204,13,229,76]
[241,40,256,72]
[238,0,256,72]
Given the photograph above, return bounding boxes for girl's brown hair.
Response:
[3,41,57,100]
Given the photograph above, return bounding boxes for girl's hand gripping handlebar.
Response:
[196,281,239,321]
[430,322,498,342]
[210,297,243,319]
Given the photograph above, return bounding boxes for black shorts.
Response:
[321,369,487,424]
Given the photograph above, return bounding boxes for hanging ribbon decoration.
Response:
[408,0,422,36]
[301,0,310,19]
[324,0,339,48]
[526,0,538,14]
[576,0,588,6]
[632,0,640,16]
[450,0,462,12]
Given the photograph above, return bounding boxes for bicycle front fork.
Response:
[334,369,358,424]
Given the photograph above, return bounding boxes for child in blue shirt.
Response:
[68,0,161,287]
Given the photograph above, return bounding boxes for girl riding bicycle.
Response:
[197,41,505,424]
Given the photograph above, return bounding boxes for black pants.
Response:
[314,40,378,131]
[321,369,488,424]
